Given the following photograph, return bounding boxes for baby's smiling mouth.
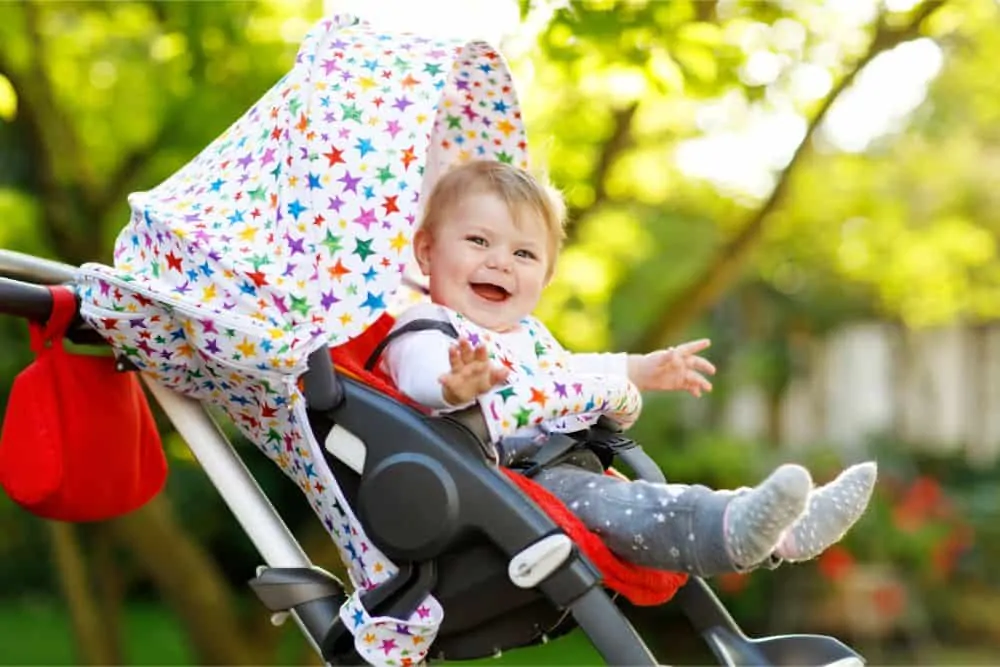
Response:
[470,282,511,302]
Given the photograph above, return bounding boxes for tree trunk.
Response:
[564,101,639,242]
[630,1,949,351]
[92,524,126,661]
[108,494,263,665]
[47,522,121,665]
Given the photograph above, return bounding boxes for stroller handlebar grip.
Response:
[0,249,81,322]
[0,276,56,322]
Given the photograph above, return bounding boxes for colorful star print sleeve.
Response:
[437,311,644,442]
[75,14,531,667]
[478,371,643,442]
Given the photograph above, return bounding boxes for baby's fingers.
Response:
[448,342,462,370]
[448,339,478,371]
[687,371,713,397]
[676,338,711,355]
[466,361,501,391]
[455,359,503,393]
[457,338,476,365]
[489,365,511,386]
[472,365,509,393]
[689,356,717,376]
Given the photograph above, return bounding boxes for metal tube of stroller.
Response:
[142,379,326,655]
[0,249,78,284]
[142,379,310,566]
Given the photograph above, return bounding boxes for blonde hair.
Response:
[419,160,567,278]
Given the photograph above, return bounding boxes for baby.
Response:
[380,160,876,577]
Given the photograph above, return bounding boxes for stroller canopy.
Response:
[86,13,528,373]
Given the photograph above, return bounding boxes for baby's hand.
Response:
[440,338,510,406]
[630,339,716,397]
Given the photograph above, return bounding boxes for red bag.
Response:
[0,286,167,521]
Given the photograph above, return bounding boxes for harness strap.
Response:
[516,433,582,478]
[364,318,459,371]
[574,419,639,470]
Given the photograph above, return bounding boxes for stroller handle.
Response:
[0,251,104,347]
[0,276,58,322]
[0,249,80,322]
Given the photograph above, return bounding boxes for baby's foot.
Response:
[775,461,878,562]
[724,464,812,569]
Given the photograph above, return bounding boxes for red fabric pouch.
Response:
[0,286,167,521]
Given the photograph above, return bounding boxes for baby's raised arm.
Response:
[380,319,508,410]
[626,339,716,397]
[566,340,715,397]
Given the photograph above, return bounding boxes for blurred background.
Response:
[1,0,999,664]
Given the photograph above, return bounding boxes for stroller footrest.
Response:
[251,567,352,659]
[249,566,348,611]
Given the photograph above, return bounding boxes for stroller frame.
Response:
[0,247,865,667]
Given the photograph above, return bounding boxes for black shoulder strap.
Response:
[364,318,459,372]
[518,433,582,478]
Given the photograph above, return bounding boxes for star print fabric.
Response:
[77,14,528,666]
[441,310,643,442]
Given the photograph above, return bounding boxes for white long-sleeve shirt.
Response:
[381,303,629,411]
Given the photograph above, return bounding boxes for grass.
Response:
[0,600,602,665]
[0,600,193,665]
[4,601,996,666]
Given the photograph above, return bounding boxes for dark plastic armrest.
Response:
[302,347,344,412]
[616,447,667,484]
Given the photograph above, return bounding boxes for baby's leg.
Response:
[776,462,877,562]
[533,463,811,576]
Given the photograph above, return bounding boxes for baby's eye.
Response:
[465,235,488,247]
[514,249,537,260]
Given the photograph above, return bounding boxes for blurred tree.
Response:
[48,523,120,664]
[523,0,957,352]
[0,0,324,663]
[759,2,1000,329]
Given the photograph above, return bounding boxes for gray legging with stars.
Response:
[531,450,740,577]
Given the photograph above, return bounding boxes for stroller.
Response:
[0,15,866,667]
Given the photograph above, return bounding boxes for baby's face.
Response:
[414,192,550,332]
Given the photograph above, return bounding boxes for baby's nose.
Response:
[487,251,513,272]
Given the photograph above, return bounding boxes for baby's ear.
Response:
[413,228,432,276]
[543,257,558,286]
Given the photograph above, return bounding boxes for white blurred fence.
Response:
[719,323,1000,466]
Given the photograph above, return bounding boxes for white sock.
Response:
[723,464,812,569]
[775,461,878,562]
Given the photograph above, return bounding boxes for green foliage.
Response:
[0,600,331,666]
[750,4,1000,329]
[0,0,323,262]
[3,0,1000,661]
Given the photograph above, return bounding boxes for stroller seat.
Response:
[313,313,685,662]
[309,366,600,663]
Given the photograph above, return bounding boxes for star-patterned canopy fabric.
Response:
[77,15,529,665]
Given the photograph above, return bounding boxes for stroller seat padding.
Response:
[329,318,688,606]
